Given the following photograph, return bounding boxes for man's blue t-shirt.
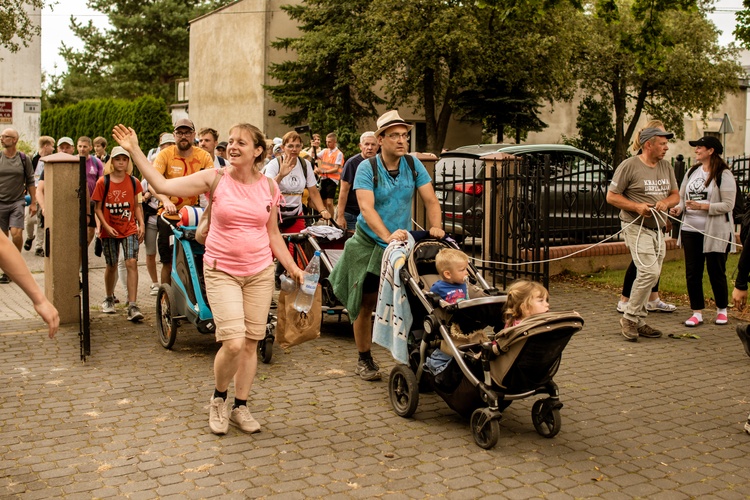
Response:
[353,154,432,248]
[430,280,468,304]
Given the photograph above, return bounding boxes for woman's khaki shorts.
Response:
[204,264,274,342]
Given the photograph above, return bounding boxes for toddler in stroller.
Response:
[386,238,584,449]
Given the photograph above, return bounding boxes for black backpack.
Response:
[368,154,417,188]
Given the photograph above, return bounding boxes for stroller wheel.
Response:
[388,365,419,418]
[258,334,274,364]
[531,399,562,438]
[470,408,500,449]
[156,284,179,349]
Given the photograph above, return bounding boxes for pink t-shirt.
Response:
[203,172,281,276]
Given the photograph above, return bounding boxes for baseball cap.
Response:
[57,136,74,146]
[110,146,130,159]
[159,133,176,146]
[217,141,227,150]
[688,136,723,156]
[173,118,195,131]
[639,127,674,144]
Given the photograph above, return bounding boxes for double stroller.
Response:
[387,237,584,449]
[155,211,276,363]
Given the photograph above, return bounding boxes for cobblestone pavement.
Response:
[2,248,750,498]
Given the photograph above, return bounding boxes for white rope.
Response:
[428,208,740,268]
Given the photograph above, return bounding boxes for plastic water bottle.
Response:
[294,251,321,313]
[279,274,297,293]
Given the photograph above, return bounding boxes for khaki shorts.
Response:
[204,264,275,342]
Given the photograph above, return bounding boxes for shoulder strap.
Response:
[19,151,27,162]
[369,156,379,188]
[129,175,137,194]
[217,156,226,167]
[207,168,224,200]
[404,154,417,182]
[103,174,111,201]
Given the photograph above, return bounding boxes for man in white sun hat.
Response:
[329,110,445,381]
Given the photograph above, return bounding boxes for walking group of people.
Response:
[8,110,750,436]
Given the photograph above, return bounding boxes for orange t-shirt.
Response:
[91,175,144,239]
[152,145,214,211]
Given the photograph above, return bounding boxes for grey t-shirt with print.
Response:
[609,156,677,229]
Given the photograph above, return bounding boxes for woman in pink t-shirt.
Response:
[112,123,304,436]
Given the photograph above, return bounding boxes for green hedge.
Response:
[41,96,173,167]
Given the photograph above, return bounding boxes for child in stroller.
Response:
[387,237,583,449]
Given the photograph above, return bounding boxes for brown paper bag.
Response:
[276,285,322,348]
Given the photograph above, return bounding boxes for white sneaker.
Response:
[646,299,676,313]
[230,405,261,433]
[209,397,229,435]
[616,301,626,313]
[150,284,159,296]
[101,297,116,314]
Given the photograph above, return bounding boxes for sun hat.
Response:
[374,110,413,137]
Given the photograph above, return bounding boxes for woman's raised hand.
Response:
[112,124,140,152]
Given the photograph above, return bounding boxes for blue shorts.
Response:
[102,234,139,267]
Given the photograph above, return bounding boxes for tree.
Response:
[354,0,487,154]
[563,95,615,165]
[46,0,229,107]
[576,0,742,166]
[265,0,382,157]
[1,0,43,54]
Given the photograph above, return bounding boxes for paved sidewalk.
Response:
[2,247,750,498]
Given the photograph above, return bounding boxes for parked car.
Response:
[433,144,621,244]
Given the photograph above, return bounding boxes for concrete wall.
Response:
[190,0,268,141]
[0,4,42,148]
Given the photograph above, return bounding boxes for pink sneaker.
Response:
[715,313,728,325]
[685,315,703,327]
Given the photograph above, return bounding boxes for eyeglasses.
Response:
[386,133,410,141]
[173,130,194,137]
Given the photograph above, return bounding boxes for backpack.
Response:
[686,165,744,222]
[368,154,417,189]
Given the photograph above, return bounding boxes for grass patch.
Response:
[554,253,741,308]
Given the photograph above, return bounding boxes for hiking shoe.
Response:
[637,323,662,338]
[34,248,44,257]
[209,397,229,435]
[620,317,639,342]
[736,324,750,358]
[23,237,34,251]
[150,284,159,296]
[716,313,728,325]
[230,405,261,433]
[355,358,382,381]
[646,299,676,313]
[0,274,10,284]
[101,297,116,314]
[127,304,144,322]
[616,301,626,313]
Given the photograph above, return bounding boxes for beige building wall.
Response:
[525,86,748,164]
[190,0,268,141]
[0,4,42,147]
[190,0,480,152]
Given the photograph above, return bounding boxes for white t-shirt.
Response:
[264,156,316,217]
[682,167,712,233]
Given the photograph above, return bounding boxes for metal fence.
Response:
[415,153,621,289]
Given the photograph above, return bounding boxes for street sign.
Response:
[719,113,734,135]
[24,102,40,113]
